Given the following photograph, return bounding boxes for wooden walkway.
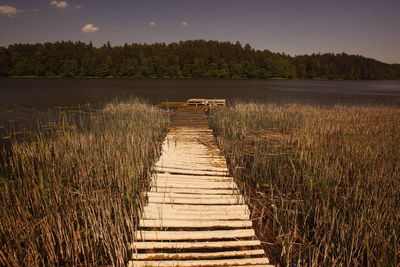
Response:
[129,109,272,267]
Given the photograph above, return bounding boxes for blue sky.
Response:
[1,0,399,63]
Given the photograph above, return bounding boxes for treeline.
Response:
[0,40,399,79]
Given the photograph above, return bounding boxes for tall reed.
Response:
[210,103,400,266]
[0,98,168,266]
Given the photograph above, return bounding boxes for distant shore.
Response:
[4,76,380,81]
[2,41,399,80]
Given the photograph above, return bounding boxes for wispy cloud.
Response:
[0,5,23,17]
[149,21,156,26]
[82,24,99,33]
[50,1,68,9]
[181,21,188,26]
[75,5,84,9]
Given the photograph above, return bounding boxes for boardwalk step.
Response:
[155,167,228,176]
[135,229,255,240]
[154,178,234,184]
[154,181,237,189]
[147,192,241,198]
[142,212,249,221]
[143,208,247,216]
[145,204,250,213]
[154,179,235,185]
[128,257,271,267]
[147,197,243,205]
[139,219,252,228]
[161,155,225,159]
[132,240,261,250]
[155,173,233,182]
[132,249,264,260]
[157,159,227,165]
[155,165,228,172]
[150,187,239,195]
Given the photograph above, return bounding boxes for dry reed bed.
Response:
[0,99,168,266]
[209,103,400,266]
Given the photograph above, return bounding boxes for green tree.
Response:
[1,40,399,80]
[61,59,78,77]
[0,48,9,76]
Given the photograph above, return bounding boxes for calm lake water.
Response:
[1,78,400,145]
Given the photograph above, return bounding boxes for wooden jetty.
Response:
[158,98,226,109]
[129,107,272,267]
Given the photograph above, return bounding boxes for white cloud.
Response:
[75,5,84,9]
[50,1,68,9]
[149,21,156,26]
[0,5,23,17]
[82,24,99,33]
[181,21,188,26]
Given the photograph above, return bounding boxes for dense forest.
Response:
[0,40,399,79]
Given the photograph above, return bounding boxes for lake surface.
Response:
[1,78,400,145]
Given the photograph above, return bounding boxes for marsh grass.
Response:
[0,98,168,266]
[210,103,400,266]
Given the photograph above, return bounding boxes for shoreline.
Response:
[3,76,399,81]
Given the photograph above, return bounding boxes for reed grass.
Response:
[0,98,168,266]
[210,103,400,266]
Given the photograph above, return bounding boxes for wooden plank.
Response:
[150,187,239,195]
[143,207,248,216]
[139,219,252,228]
[132,249,264,260]
[161,152,223,156]
[155,167,228,176]
[147,192,241,199]
[154,184,236,190]
[156,163,227,169]
[131,239,261,250]
[154,179,235,186]
[142,212,246,218]
[147,196,244,205]
[166,132,210,135]
[160,151,210,156]
[160,150,218,153]
[160,150,212,154]
[154,181,237,189]
[145,204,249,213]
[156,174,218,179]
[166,132,212,136]
[161,150,223,153]
[161,149,214,153]
[142,212,249,220]
[153,179,234,185]
[154,175,233,183]
[161,147,216,151]
[153,176,232,183]
[128,258,270,267]
[155,165,228,172]
[157,157,226,164]
[135,229,255,240]
[160,156,224,161]
[170,128,212,130]
[156,163,227,170]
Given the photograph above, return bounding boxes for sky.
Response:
[0,0,399,63]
